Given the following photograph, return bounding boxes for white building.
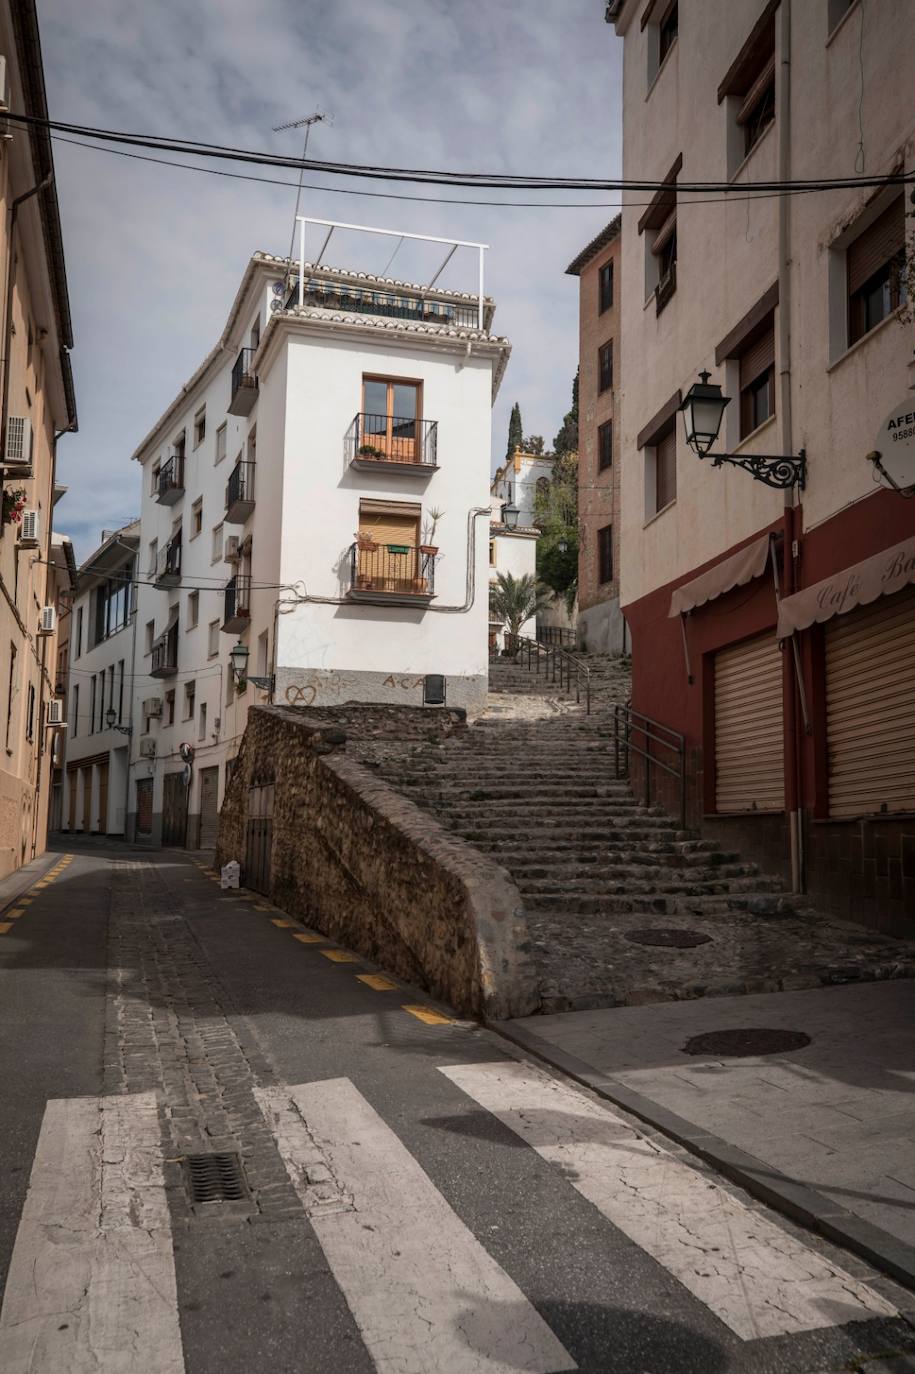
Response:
[128,226,510,846]
[62,522,139,835]
[490,446,554,529]
[488,463,539,651]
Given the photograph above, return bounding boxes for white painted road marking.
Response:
[257,1078,577,1374]
[441,1061,897,1342]
[0,1093,185,1374]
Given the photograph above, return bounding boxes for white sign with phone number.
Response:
[874,401,915,488]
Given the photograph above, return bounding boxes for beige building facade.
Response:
[608,0,915,932]
[566,216,624,654]
[0,0,77,879]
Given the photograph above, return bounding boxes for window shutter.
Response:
[715,632,784,813]
[739,324,775,389]
[656,428,677,510]
[736,54,775,125]
[847,197,904,296]
[652,208,677,256]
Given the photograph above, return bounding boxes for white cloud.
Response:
[41,0,622,558]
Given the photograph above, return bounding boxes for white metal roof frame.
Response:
[296,216,489,329]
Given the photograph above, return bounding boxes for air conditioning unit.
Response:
[5,416,33,473]
[142,697,162,718]
[224,534,241,562]
[46,699,64,726]
[19,509,39,546]
[37,605,56,635]
[139,736,157,758]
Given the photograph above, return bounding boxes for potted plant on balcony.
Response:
[2,487,26,526]
[357,442,385,459]
[419,507,444,557]
[355,530,379,552]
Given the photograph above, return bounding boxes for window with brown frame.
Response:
[847,196,907,345]
[598,421,613,471]
[640,157,680,312]
[738,318,776,438]
[719,10,776,167]
[361,377,421,463]
[598,342,613,393]
[658,1,678,64]
[599,261,613,313]
[598,525,613,584]
[655,426,677,513]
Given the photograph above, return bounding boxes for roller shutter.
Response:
[825,588,915,818]
[715,632,784,812]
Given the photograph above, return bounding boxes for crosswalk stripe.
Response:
[0,1093,185,1373]
[441,1061,897,1343]
[257,1079,576,1374]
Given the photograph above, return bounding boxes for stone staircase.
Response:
[354,654,915,1013]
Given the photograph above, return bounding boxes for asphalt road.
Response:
[0,837,913,1374]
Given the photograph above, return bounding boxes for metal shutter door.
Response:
[715,632,784,812]
[825,590,915,818]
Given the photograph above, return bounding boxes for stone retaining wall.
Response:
[215,705,538,1019]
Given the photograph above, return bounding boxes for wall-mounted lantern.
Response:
[679,370,806,490]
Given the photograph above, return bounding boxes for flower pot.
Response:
[418,544,438,556]
[356,538,378,552]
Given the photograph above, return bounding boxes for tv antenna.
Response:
[273,111,331,287]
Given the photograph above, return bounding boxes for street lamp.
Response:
[557,537,569,554]
[105,707,132,736]
[500,501,520,530]
[229,639,250,686]
[679,369,806,490]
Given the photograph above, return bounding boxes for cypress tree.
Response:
[506,402,523,462]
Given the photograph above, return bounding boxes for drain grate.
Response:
[185,1152,249,1204]
[625,927,712,949]
[682,1028,812,1057]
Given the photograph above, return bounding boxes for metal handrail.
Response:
[504,632,591,714]
[230,347,257,400]
[613,701,686,830]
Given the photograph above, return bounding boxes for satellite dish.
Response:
[869,403,915,493]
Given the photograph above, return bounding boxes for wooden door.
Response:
[245,783,274,894]
[97,763,109,834]
[198,766,220,850]
[81,768,92,832]
[136,778,153,836]
[162,771,189,847]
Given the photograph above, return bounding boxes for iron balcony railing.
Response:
[223,573,252,626]
[226,459,255,515]
[349,542,435,598]
[150,623,179,676]
[229,347,258,414]
[156,454,184,504]
[504,633,591,715]
[290,278,483,331]
[613,701,686,831]
[352,412,438,468]
[536,625,576,649]
[155,534,182,585]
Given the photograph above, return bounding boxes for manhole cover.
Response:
[682,1028,812,1057]
[185,1152,249,1204]
[625,927,712,948]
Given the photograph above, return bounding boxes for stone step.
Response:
[389,782,634,801]
[516,873,784,900]
[510,860,762,883]
[525,890,797,917]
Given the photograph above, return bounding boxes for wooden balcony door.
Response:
[362,378,420,463]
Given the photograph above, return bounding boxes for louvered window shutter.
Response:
[715,633,784,813]
[847,197,904,296]
[739,324,775,389]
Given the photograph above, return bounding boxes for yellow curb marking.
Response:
[320,949,361,964]
[0,922,13,935]
[402,1005,453,1026]
[357,973,398,992]
[292,933,323,944]
[271,919,298,928]
[253,904,272,912]
[7,908,27,919]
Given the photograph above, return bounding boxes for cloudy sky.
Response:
[40,0,622,560]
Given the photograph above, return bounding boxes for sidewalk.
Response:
[500,979,915,1291]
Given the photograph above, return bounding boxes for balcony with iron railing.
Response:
[228,347,258,416]
[156,454,184,505]
[349,413,438,473]
[288,278,486,331]
[150,623,179,678]
[347,542,435,604]
[154,534,182,588]
[225,459,255,524]
[222,573,252,633]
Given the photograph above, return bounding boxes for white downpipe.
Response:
[298,218,305,308]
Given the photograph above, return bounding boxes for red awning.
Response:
[777,535,915,639]
[668,534,771,618]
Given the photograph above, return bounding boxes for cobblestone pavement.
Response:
[2,839,915,1373]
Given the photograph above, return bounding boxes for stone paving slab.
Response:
[507,981,915,1255]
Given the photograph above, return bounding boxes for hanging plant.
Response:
[2,488,26,526]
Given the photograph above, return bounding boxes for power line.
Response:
[9,109,914,196]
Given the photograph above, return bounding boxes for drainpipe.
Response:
[777,0,804,895]
[1,171,53,488]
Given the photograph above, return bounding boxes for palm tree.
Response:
[489,572,551,650]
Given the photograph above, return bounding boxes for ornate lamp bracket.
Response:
[709,448,806,491]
